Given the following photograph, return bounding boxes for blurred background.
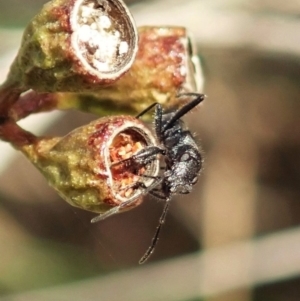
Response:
[1,0,300,300]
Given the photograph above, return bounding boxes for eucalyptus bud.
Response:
[8,26,204,120]
[1,0,138,99]
[62,26,204,113]
[20,115,159,214]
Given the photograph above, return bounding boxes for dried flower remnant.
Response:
[20,116,159,214]
[0,0,138,117]
[109,131,146,199]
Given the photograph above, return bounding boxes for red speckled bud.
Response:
[2,0,138,95]
[21,115,159,214]
[4,25,204,121]
[88,26,204,112]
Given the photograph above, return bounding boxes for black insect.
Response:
[91,93,205,263]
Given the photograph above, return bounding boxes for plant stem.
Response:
[0,120,37,148]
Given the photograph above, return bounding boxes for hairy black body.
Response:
[91,93,205,263]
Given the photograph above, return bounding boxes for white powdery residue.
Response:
[99,15,111,29]
[81,6,93,18]
[87,2,94,8]
[94,34,118,61]
[85,28,98,48]
[93,59,110,72]
[119,41,128,54]
[78,1,129,72]
[78,24,92,42]
[180,65,187,76]
[90,22,98,30]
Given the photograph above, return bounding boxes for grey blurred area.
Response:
[1,0,300,301]
[0,0,148,26]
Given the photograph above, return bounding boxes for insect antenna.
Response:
[139,198,170,264]
[163,93,205,131]
[135,102,158,118]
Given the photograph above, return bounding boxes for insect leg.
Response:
[91,190,145,223]
[90,177,162,223]
[139,198,171,264]
[148,189,166,200]
[135,101,164,143]
[110,146,164,167]
[90,206,122,223]
[153,103,163,142]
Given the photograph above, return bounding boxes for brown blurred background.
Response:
[0,1,300,301]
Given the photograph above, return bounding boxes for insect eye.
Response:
[180,153,190,161]
[191,177,198,184]
[170,186,176,193]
